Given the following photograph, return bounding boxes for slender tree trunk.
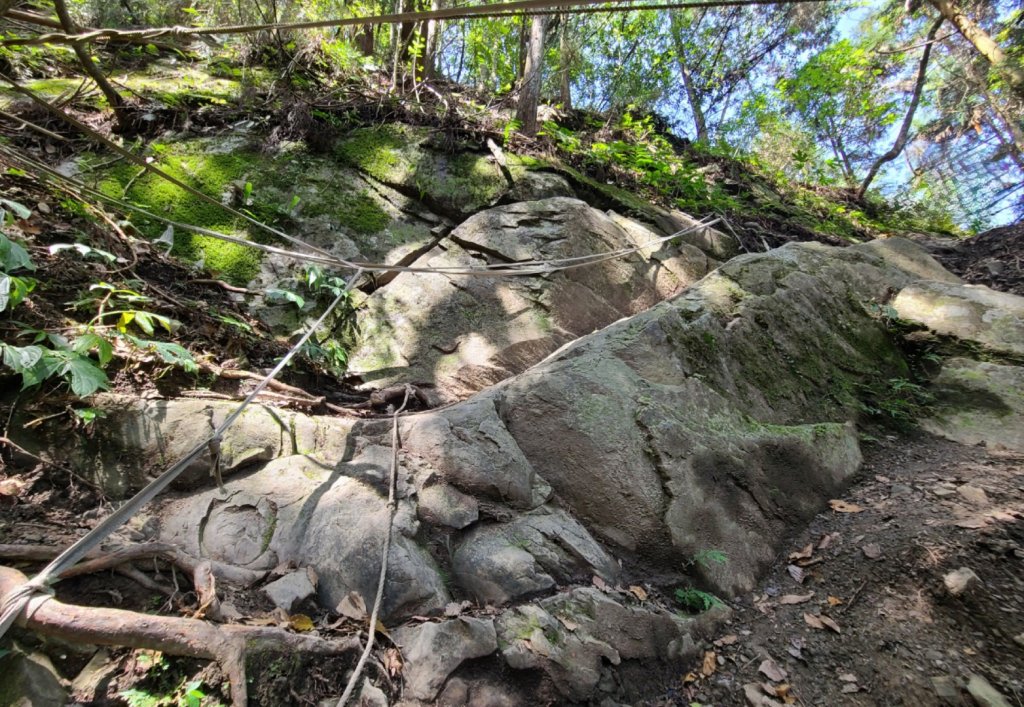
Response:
[927,0,1024,89]
[52,0,125,130]
[857,17,943,198]
[423,0,441,80]
[670,16,708,143]
[516,14,549,136]
[823,115,856,185]
[0,0,18,17]
[356,24,375,56]
[558,15,572,110]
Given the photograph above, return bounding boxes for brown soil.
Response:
[656,431,1024,707]
[931,222,1024,298]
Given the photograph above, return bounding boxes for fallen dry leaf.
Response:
[592,575,609,590]
[804,613,824,630]
[629,585,648,602]
[0,476,30,497]
[839,672,858,682]
[701,650,717,677]
[841,683,860,693]
[819,615,841,633]
[787,565,806,584]
[758,658,788,682]
[829,499,865,513]
[383,647,403,677]
[788,544,814,561]
[336,592,367,621]
[743,683,784,707]
[714,634,739,647]
[817,532,840,550]
[954,518,988,529]
[862,543,882,560]
[778,593,814,605]
[827,595,844,607]
[557,616,580,632]
[289,614,314,631]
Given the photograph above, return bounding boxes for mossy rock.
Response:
[86,135,443,287]
[91,140,268,285]
[335,124,510,217]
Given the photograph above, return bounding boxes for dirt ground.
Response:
[656,431,1024,707]
[931,222,1024,298]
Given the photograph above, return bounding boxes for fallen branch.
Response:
[0,565,359,706]
[190,278,259,295]
[198,360,321,400]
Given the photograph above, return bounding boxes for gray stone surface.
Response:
[402,396,550,509]
[497,587,701,702]
[893,281,1024,358]
[507,171,575,201]
[348,197,715,400]
[966,674,1012,707]
[158,452,450,622]
[436,676,525,707]
[263,568,318,611]
[923,358,1024,451]
[452,506,619,605]
[391,617,498,700]
[0,648,67,707]
[416,481,479,529]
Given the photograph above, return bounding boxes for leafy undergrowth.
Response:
[0,170,367,420]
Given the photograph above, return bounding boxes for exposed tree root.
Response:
[0,565,359,706]
[0,542,266,586]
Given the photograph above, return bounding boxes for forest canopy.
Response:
[1,0,1022,229]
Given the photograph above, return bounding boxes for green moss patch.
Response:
[93,142,268,285]
[335,123,507,216]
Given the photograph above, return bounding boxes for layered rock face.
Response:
[34,125,1024,703]
[20,231,1021,703]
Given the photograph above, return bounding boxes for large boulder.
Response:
[497,587,703,702]
[923,358,1024,451]
[893,280,1024,359]
[157,451,450,621]
[348,197,716,400]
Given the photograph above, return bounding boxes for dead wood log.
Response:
[0,565,359,706]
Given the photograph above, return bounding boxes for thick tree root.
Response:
[0,542,266,586]
[0,565,359,706]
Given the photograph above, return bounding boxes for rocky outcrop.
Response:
[894,280,1024,359]
[348,197,717,400]
[20,232,1004,703]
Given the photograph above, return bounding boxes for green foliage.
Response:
[674,587,724,613]
[855,377,934,427]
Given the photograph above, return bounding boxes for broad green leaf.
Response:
[0,198,31,220]
[0,233,35,272]
[1,344,43,371]
[73,332,114,366]
[61,355,110,397]
[266,288,305,309]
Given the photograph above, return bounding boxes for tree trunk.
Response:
[670,16,708,143]
[423,0,441,80]
[857,17,943,198]
[356,24,375,56]
[927,0,1024,89]
[824,115,856,185]
[516,14,549,136]
[558,15,572,110]
[0,0,19,17]
[52,0,126,130]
